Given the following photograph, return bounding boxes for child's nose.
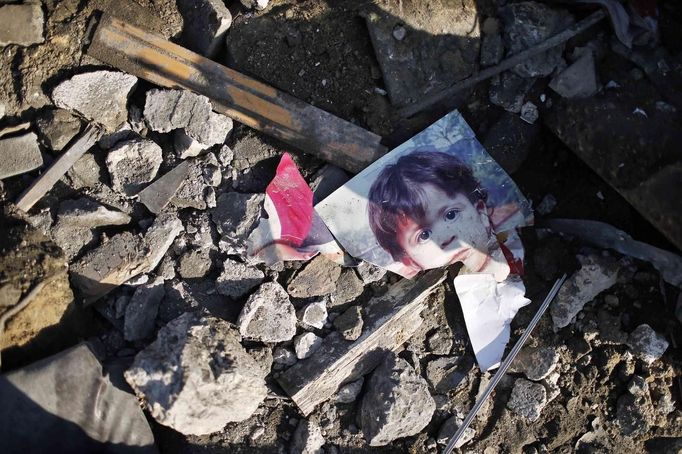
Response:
[440,234,457,249]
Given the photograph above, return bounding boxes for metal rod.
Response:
[442,274,567,453]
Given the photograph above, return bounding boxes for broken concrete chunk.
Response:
[616,393,653,436]
[294,332,323,360]
[212,191,264,254]
[0,132,43,179]
[501,1,573,77]
[507,378,548,422]
[185,111,233,148]
[437,415,475,448]
[333,305,363,341]
[143,212,184,273]
[360,354,436,446]
[489,72,536,113]
[240,0,269,11]
[356,260,387,284]
[138,161,190,214]
[178,249,212,279]
[336,377,364,404]
[287,255,342,298]
[297,301,328,330]
[124,278,165,341]
[329,268,364,309]
[177,0,232,57]
[144,88,211,133]
[273,346,297,367]
[290,419,325,454]
[627,324,669,364]
[550,255,619,329]
[125,312,268,435]
[310,164,350,204]
[216,258,264,299]
[51,198,131,260]
[482,111,539,175]
[36,109,82,152]
[106,138,163,196]
[510,346,559,381]
[549,52,598,98]
[0,4,44,47]
[170,158,212,210]
[70,231,146,301]
[520,101,539,124]
[68,152,102,189]
[237,281,297,342]
[52,71,138,131]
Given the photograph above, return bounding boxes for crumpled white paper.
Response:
[454,274,530,371]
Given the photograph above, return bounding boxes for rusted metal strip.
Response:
[87,15,387,173]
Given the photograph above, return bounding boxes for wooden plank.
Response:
[87,15,387,173]
[277,269,446,415]
[15,125,102,212]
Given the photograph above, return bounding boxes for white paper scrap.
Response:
[454,274,531,371]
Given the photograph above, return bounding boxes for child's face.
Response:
[396,183,492,271]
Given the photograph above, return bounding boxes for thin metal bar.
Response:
[443,274,567,453]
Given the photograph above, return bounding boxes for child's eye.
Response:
[417,229,431,243]
[445,209,459,221]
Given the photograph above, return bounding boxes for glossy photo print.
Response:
[315,110,533,279]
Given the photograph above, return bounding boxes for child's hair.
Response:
[367,149,486,262]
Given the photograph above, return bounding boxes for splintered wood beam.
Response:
[15,125,102,212]
[87,15,387,173]
[277,269,446,416]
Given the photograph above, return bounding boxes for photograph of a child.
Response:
[315,110,533,280]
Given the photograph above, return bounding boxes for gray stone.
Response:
[217,145,233,167]
[0,132,43,179]
[106,139,163,196]
[360,354,435,446]
[425,356,468,393]
[36,109,81,152]
[212,191,264,255]
[139,161,190,214]
[290,419,325,454]
[597,310,628,345]
[436,415,475,448]
[156,255,176,281]
[536,194,557,215]
[68,152,102,189]
[125,312,268,435]
[489,72,536,113]
[0,4,44,46]
[480,33,504,67]
[333,306,363,341]
[627,324,669,364]
[238,282,297,342]
[297,301,328,330]
[51,197,131,260]
[520,101,539,124]
[427,332,453,355]
[216,258,264,299]
[627,375,648,397]
[171,158,212,210]
[355,261,386,284]
[273,346,297,367]
[294,332,322,359]
[336,377,364,404]
[174,110,232,159]
[541,371,561,403]
[287,255,342,299]
[52,71,138,131]
[124,278,165,341]
[144,89,214,136]
[507,378,547,422]
[616,393,651,436]
[549,52,598,98]
[177,0,232,57]
[310,164,349,204]
[500,2,573,78]
[550,255,619,329]
[510,346,559,381]
[329,268,365,309]
[98,122,139,151]
[144,212,184,274]
[178,249,212,279]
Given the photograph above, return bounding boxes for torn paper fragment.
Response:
[454,274,530,371]
[247,153,345,265]
[316,109,532,279]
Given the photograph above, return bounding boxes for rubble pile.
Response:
[0,0,680,453]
